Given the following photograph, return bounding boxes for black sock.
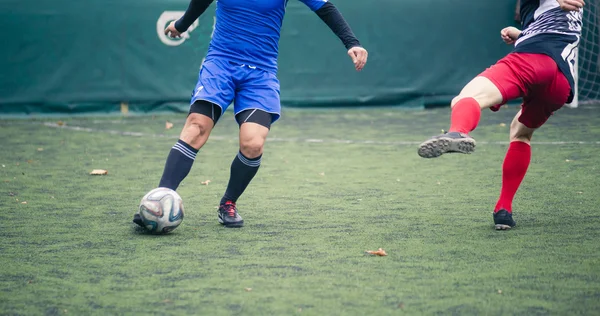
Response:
[221,151,261,205]
[158,139,199,190]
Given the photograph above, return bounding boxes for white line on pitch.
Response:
[42,122,600,146]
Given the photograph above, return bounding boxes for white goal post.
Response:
[571,2,600,108]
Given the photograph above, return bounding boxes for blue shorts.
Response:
[190,58,281,123]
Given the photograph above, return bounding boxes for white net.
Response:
[577,1,600,105]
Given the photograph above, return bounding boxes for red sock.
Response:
[448,97,481,134]
[494,141,531,213]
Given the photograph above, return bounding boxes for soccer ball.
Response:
[138,187,184,234]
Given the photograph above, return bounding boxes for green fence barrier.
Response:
[0,0,518,115]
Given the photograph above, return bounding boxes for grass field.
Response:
[1,105,600,315]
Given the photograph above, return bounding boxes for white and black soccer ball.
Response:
[138,188,184,234]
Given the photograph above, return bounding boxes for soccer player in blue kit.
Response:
[134,0,368,228]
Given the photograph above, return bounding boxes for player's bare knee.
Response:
[180,114,212,145]
[450,95,469,108]
[239,137,264,158]
[510,130,533,143]
[509,120,534,143]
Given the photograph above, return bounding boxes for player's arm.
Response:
[314,2,368,71]
[164,0,214,38]
[556,0,585,11]
[500,26,521,45]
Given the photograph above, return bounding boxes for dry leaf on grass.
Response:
[56,121,65,126]
[499,123,507,127]
[165,121,174,130]
[21,201,27,204]
[201,180,211,185]
[244,288,252,292]
[366,248,387,256]
[90,169,108,175]
[37,148,44,151]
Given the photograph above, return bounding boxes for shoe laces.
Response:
[222,201,236,218]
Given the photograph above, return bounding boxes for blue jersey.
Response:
[205,0,328,74]
[513,0,583,98]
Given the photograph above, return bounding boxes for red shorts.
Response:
[479,53,571,128]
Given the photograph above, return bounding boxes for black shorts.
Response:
[189,100,273,129]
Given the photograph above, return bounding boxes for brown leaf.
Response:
[366,248,387,256]
[165,121,174,130]
[201,180,211,185]
[398,303,405,309]
[162,299,172,303]
[90,169,108,175]
[56,121,65,126]
[27,160,34,164]
[244,288,252,292]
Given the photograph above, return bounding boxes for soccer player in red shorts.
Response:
[417,0,585,230]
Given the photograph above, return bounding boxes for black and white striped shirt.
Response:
[514,0,583,102]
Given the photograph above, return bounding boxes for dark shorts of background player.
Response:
[480,52,571,129]
[189,100,273,129]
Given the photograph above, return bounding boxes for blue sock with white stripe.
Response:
[158,139,199,190]
[220,151,262,205]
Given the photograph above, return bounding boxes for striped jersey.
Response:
[514,0,583,102]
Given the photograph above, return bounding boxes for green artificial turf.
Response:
[1,105,599,315]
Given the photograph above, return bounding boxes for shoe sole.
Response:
[495,224,513,230]
[418,137,476,158]
[218,217,244,228]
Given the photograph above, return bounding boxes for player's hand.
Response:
[500,27,521,45]
[164,21,182,38]
[557,0,585,11]
[348,46,368,71]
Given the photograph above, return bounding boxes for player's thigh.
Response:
[510,110,536,143]
[190,59,236,117]
[234,70,281,124]
[453,77,504,109]
[454,55,526,109]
